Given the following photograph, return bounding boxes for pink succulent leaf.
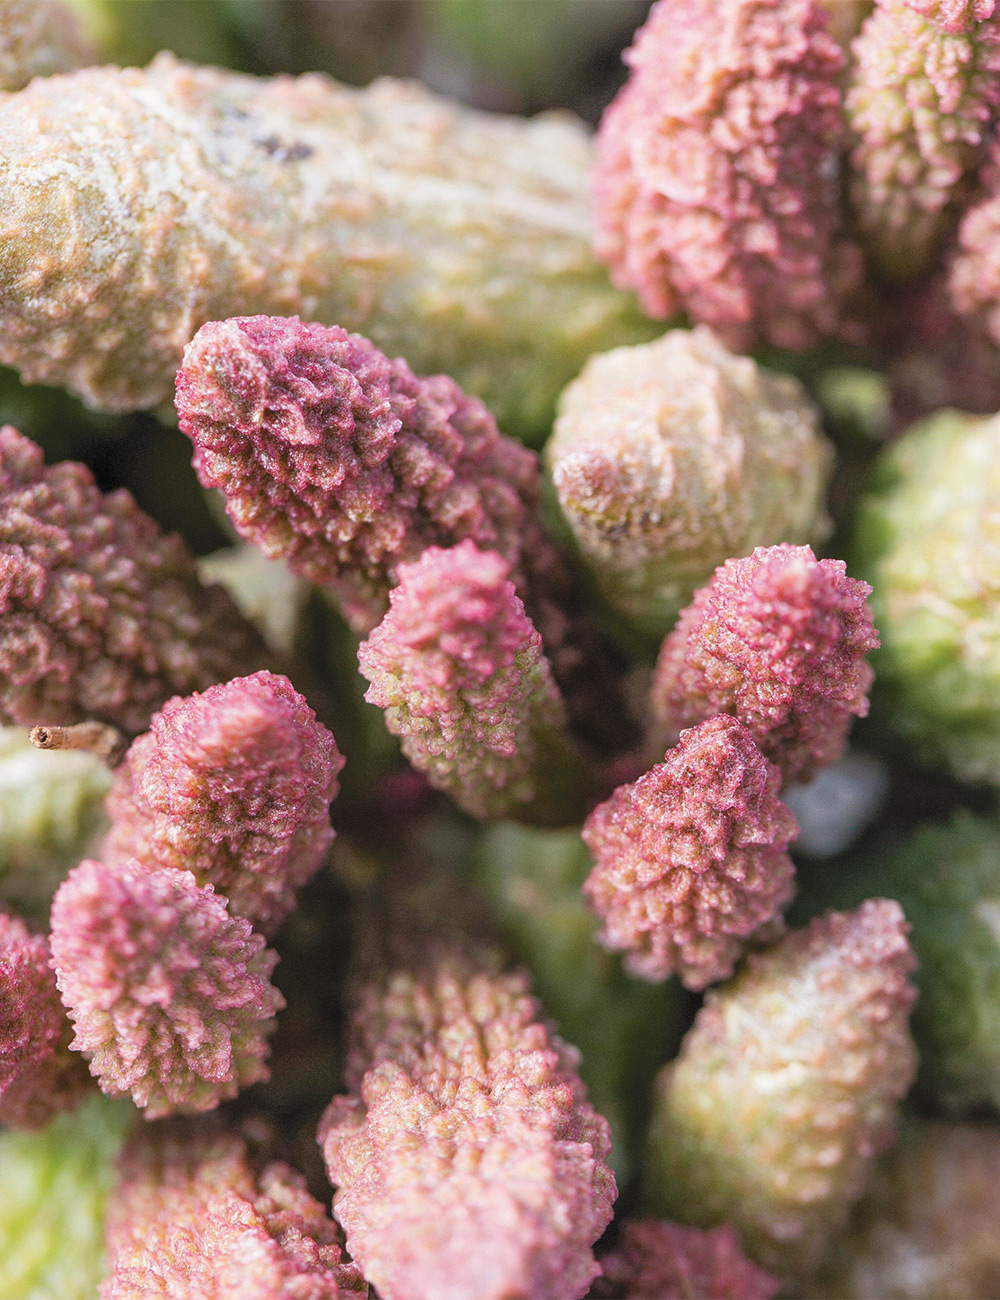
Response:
[102,1124,366,1299]
[652,545,879,784]
[582,716,798,990]
[0,910,90,1127]
[358,542,582,823]
[592,0,863,350]
[103,671,342,933]
[0,425,265,736]
[319,948,615,1300]
[50,858,284,1118]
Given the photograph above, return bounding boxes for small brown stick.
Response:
[29,721,127,765]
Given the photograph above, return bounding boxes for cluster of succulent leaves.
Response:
[6,1,1000,1299]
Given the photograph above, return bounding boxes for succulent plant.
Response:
[647,901,918,1277]
[545,328,832,638]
